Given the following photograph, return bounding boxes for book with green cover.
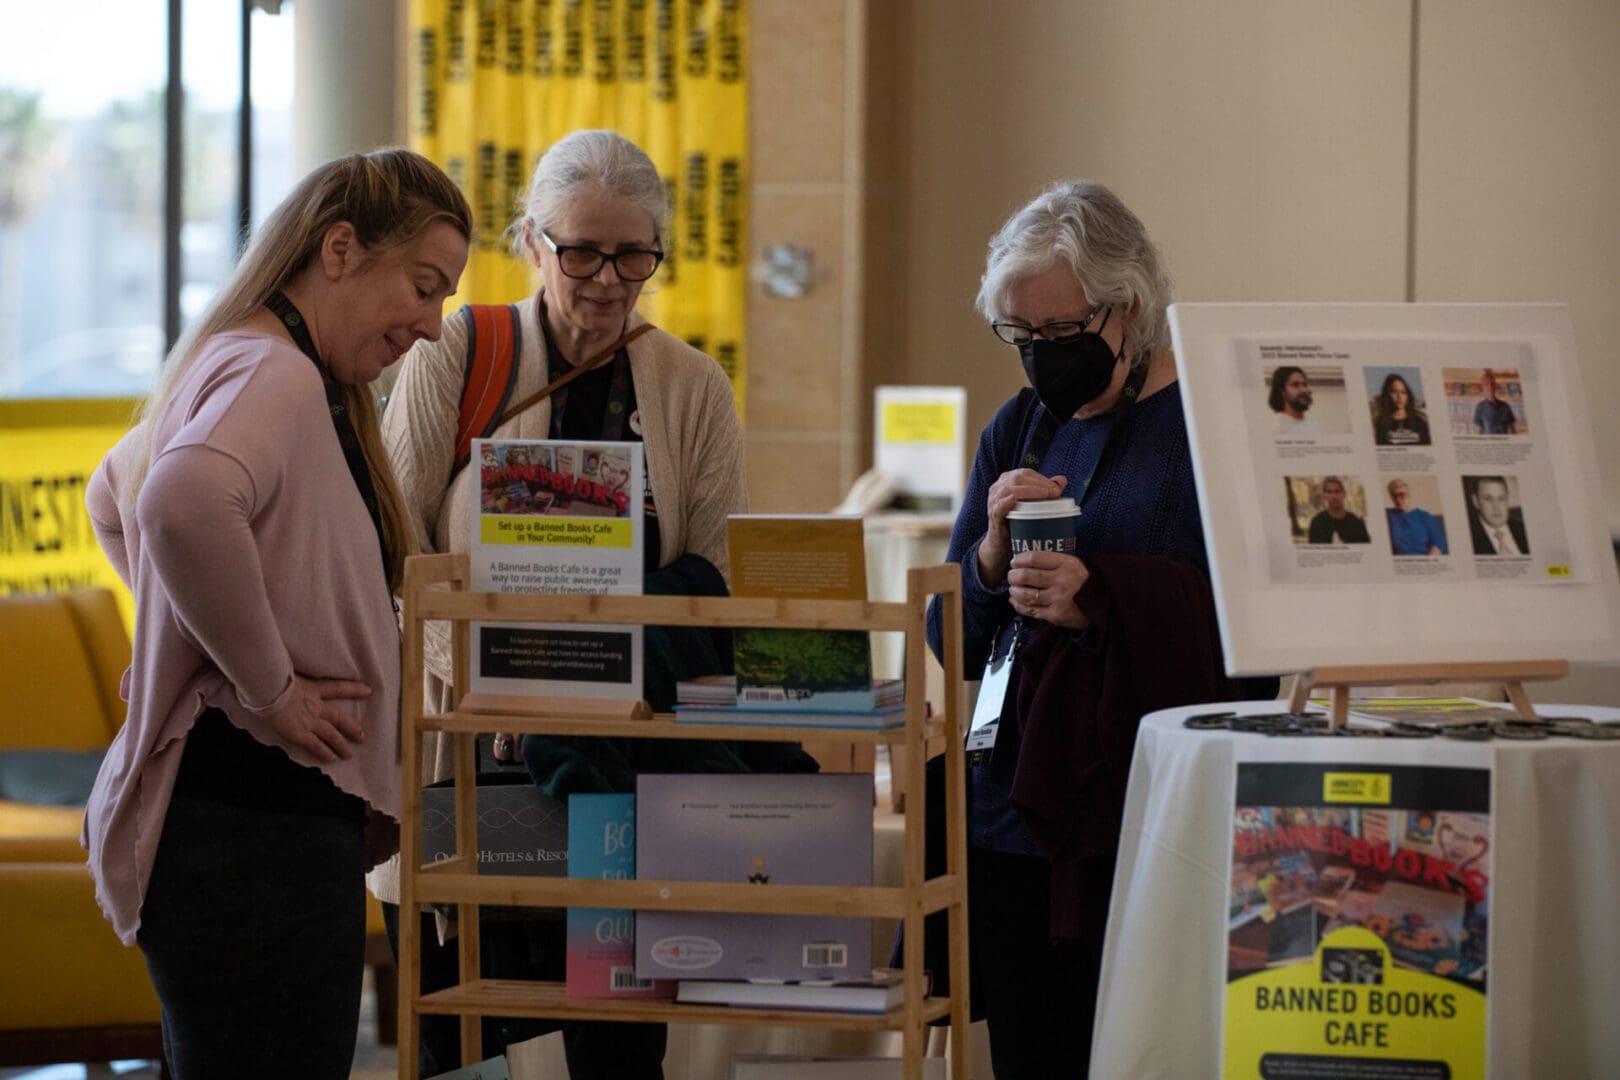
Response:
[727,515,878,712]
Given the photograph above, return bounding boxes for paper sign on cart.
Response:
[469,438,643,699]
[1224,759,1490,1078]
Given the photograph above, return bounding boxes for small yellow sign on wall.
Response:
[881,402,957,445]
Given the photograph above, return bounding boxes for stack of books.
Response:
[673,674,907,729]
[675,968,907,1014]
[672,515,909,730]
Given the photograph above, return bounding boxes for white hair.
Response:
[976,179,1174,353]
[509,129,669,255]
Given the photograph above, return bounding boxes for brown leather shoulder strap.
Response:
[494,321,656,430]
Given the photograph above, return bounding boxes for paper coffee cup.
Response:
[1007,497,1081,555]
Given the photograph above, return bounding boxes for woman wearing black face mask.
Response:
[918,180,1259,1077]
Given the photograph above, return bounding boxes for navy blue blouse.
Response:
[926,384,1208,855]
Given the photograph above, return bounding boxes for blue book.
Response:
[566,793,673,999]
[672,703,905,729]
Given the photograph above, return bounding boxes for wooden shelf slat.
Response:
[411,871,970,918]
[411,590,912,632]
[418,979,952,1030]
[419,708,940,743]
[414,876,914,917]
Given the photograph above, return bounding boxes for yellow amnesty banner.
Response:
[410,0,749,418]
[0,398,136,626]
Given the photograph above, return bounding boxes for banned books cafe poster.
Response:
[1224,762,1490,1079]
[469,438,643,699]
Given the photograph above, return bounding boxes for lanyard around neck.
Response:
[1021,358,1151,510]
[1002,359,1151,658]
[263,290,391,585]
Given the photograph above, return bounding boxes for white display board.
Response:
[1169,302,1620,675]
[873,385,967,512]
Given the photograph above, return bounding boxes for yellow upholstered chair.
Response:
[0,588,164,1068]
[0,588,398,1065]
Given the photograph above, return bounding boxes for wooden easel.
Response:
[1287,660,1570,729]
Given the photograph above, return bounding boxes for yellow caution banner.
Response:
[0,398,136,626]
[410,0,749,418]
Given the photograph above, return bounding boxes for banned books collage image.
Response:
[1228,792,1490,990]
[1243,337,1580,586]
[478,440,637,519]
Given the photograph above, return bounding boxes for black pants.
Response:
[382,902,666,1078]
[137,794,366,1079]
[969,846,1103,1079]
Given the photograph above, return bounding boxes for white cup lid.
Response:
[1008,497,1079,518]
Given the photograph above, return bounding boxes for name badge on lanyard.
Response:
[965,633,1016,767]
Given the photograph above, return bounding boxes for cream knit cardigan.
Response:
[368,291,746,905]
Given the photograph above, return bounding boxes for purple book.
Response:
[634,773,874,981]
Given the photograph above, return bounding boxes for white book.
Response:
[730,1054,945,1080]
[678,969,905,1014]
[425,1054,511,1080]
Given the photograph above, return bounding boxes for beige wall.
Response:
[853,0,1618,520]
[1409,0,1620,703]
[1413,0,1620,536]
[870,0,1415,444]
[759,0,1617,700]
[745,0,869,512]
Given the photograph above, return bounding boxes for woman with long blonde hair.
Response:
[84,147,470,1078]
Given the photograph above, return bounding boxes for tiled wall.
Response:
[744,0,864,512]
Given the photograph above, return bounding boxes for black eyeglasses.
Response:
[991,303,1105,346]
[540,231,663,282]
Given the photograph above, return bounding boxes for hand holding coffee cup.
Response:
[1006,497,1090,630]
[979,468,1069,586]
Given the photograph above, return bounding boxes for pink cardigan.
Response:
[84,331,402,945]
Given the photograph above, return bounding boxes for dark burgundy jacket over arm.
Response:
[1009,551,1239,945]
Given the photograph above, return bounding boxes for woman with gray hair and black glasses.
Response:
[372,128,812,1077]
[922,180,1257,1075]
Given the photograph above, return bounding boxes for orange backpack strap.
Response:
[451,302,523,480]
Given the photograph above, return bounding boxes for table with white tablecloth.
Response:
[1090,701,1620,1080]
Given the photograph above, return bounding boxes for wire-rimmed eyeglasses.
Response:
[990,303,1106,346]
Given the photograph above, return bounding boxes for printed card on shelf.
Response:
[468,438,644,700]
[635,772,874,981]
